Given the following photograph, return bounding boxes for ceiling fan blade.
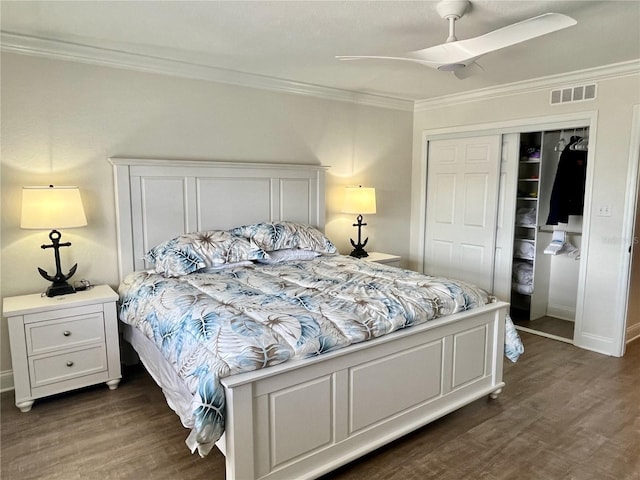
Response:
[460,13,577,56]
[412,13,576,66]
[337,13,576,74]
[336,55,440,67]
[336,54,481,78]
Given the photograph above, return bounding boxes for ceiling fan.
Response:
[336,0,577,79]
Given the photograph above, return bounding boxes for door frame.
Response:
[413,111,598,348]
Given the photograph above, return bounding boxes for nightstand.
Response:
[3,285,122,412]
[363,252,402,267]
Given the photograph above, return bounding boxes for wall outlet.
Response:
[597,204,612,216]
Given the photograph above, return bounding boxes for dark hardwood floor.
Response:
[1,333,638,480]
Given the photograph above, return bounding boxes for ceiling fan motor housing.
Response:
[436,0,470,20]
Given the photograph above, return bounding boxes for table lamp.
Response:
[21,185,88,297]
[343,186,376,258]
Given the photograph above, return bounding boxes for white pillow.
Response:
[258,249,321,264]
[199,260,255,272]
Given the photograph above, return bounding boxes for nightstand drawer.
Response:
[29,345,107,388]
[26,313,105,356]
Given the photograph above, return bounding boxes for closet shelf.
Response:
[538,227,583,235]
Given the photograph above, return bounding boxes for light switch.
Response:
[597,204,612,216]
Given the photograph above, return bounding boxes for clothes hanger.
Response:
[572,128,588,151]
[569,128,588,151]
[554,136,566,152]
[573,137,588,151]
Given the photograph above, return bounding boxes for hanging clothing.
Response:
[546,136,587,225]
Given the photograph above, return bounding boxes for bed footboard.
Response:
[219,301,508,480]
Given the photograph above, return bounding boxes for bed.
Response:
[110,158,521,480]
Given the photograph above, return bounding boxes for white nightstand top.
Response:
[3,285,118,317]
[363,252,401,264]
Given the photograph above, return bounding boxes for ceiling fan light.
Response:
[438,63,465,72]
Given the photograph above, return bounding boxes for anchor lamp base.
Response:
[349,214,370,258]
[45,281,76,298]
[349,245,369,258]
[37,229,79,297]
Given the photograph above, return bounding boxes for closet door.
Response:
[424,135,502,292]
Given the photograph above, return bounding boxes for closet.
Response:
[509,128,588,340]
[423,124,590,343]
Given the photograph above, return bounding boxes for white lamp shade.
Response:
[343,186,376,215]
[21,186,88,229]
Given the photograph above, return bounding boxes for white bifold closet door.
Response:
[424,135,502,293]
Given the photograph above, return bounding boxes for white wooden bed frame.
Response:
[110,158,508,480]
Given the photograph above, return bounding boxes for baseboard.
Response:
[0,370,15,393]
[626,323,640,344]
[546,304,576,321]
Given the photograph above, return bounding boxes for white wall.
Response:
[546,233,582,320]
[0,53,413,381]
[411,72,640,356]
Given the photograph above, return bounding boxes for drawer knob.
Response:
[63,331,71,337]
[66,361,74,367]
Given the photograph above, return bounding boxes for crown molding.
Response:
[414,60,640,111]
[4,31,638,115]
[0,32,414,112]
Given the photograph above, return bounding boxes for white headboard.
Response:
[110,158,327,280]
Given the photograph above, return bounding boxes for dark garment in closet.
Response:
[546,137,587,225]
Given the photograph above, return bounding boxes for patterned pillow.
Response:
[229,221,337,253]
[145,230,266,277]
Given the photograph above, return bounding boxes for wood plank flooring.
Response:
[1,333,638,480]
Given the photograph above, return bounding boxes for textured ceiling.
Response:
[2,1,639,101]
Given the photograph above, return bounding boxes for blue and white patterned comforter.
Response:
[119,255,523,455]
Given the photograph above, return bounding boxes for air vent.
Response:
[550,83,597,105]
